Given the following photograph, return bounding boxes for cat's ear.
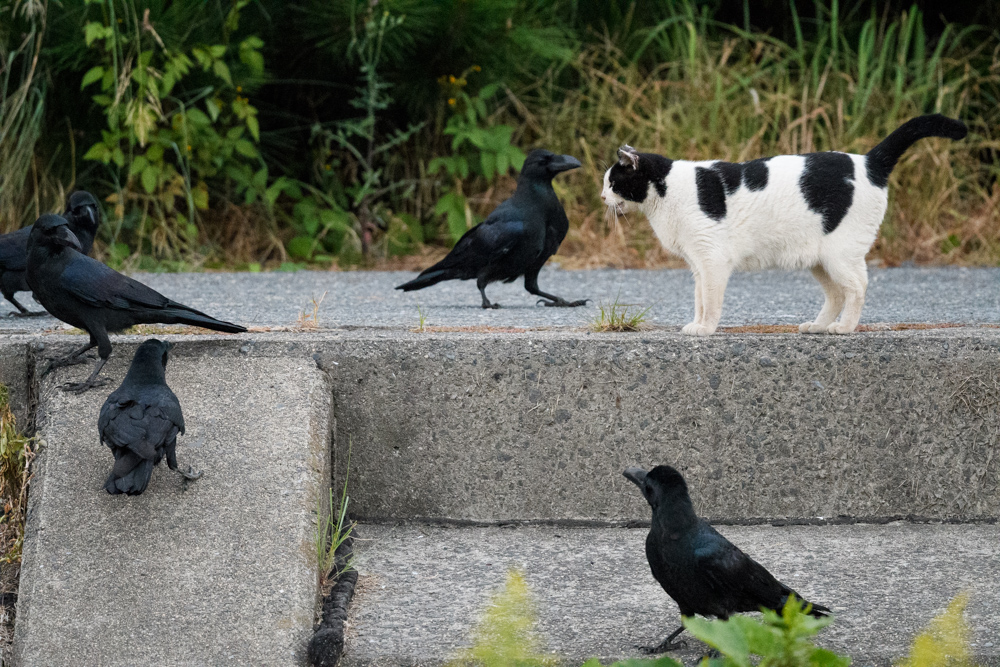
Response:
[617,145,639,170]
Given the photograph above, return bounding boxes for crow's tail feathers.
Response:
[160,303,247,333]
[104,452,155,496]
[866,114,967,187]
[396,267,456,292]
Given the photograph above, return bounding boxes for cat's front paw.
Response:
[798,321,828,334]
[826,321,857,334]
[682,322,715,336]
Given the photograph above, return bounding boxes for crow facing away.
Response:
[624,465,830,653]
[99,339,201,495]
[26,214,247,393]
[396,149,588,309]
[0,190,101,316]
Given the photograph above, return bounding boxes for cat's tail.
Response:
[866,114,967,187]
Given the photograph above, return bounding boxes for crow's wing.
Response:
[59,253,169,311]
[0,227,31,272]
[693,524,789,609]
[438,201,528,270]
[99,393,182,461]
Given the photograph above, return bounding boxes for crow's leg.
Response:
[3,291,47,317]
[478,277,499,309]
[639,625,687,653]
[61,356,110,393]
[61,331,111,393]
[43,340,97,375]
[166,441,203,482]
[524,272,588,307]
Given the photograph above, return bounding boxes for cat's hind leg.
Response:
[682,269,704,331]
[799,264,845,333]
[824,257,868,334]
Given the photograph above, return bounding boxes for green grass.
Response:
[0,385,37,564]
[316,441,355,593]
[590,295,652,332]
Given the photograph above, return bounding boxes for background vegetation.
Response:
[1,0,998,272]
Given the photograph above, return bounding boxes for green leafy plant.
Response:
[0,385,37,564]
[683,596,849,667]
[309,6,423,258]
[79,0,266,261]
[429,75,526,243]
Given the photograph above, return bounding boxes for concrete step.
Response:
[342,522,1000,666]
[321,328,1000,523]
[12,341,331,666]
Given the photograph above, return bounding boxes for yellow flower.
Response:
[237,85,243,92]
[448,98,456,106]
[449,75,456,83]
[472,65,481,72]
[186,145,192,151]
[325,164,332,171]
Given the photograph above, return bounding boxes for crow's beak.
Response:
[551,154,582,173]
[53,225,83,252]
[86,206,98,227]
[623,467,648,488]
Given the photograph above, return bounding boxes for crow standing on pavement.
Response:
[396,149,588,309]
[624,465,830,653]
[0,190,101,316]
[26,214,246,393]
[100,339,201,495]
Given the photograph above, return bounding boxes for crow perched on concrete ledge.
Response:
[26,214,246,393]
[624,465,830,653]
[396,149,588,309]
[0,190,101,316]
[99,339,201,495]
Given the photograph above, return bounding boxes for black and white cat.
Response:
[601,114,967,335]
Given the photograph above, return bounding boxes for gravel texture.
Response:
[1,266,997,333]
[14,342,332,666]
[343,522,1000,666]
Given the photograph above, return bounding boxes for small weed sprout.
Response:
[590,293,651,332]
[449,569,557,667]
[0,385,37,563]
[297,291,328,329]
[899,592,972,667]
[414,305,427,332]
[317,440,354,594]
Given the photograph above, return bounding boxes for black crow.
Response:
[26,214,246,393]
[0,191,101,316]
[99,339,201,495]
[396,149,588,309]
[624,465,829,653]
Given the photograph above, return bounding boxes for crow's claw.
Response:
[60,377,109,394]
[639,640,687,654]
[7,310,47,318]
[179,465,203,481]
[537,297,590,308]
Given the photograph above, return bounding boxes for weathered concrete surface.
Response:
[13,339,331,666]
[1,267,997,334]
[343,523,1000,666]
[320,328,1000,522]
[0,341,30,427]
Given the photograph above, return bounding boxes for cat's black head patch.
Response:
[608,146,673,203]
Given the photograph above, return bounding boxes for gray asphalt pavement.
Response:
[2,267,997,333]
[344,523,1000,666]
